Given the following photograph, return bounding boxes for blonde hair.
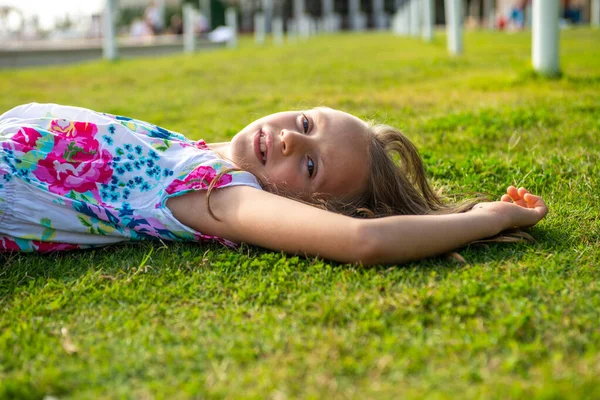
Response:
[304,122,481,218]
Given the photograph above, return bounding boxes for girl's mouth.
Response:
[254,130,268,165]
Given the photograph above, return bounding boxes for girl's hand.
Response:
[470,186,548,231]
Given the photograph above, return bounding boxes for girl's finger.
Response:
[524,193,537,201]
[518,187,529,198]
[501,194,512,202]
[507,186,519,199]
[508,186,526,206]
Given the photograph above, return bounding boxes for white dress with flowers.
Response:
[0,103,261,252]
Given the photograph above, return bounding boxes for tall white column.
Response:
[183,4,196,53]
[592,0,600,27]
[349,0,361,30]
[373,0,385,29]
[262,0,273,32]
[272,17,284,45]
[403,2,411,35]
[445,0,463,55]
[323,0,334,17]
[322,0,334,32]
[102,0,118,60]
[422,0,433,41]
[294,0,310,37]
[395,2,410,35]
[294,0,305,20]
[409,0,420,36]
[532,0,559,76]
[225,7,238,48]
[255,12,266,44]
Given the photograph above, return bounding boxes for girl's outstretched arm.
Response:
[167,186,547,266]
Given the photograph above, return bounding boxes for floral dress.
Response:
[0,103,262,252]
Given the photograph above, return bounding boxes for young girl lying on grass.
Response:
[0,103,547,264]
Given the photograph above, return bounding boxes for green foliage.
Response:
[1,29,599,399]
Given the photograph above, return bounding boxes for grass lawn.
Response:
[0,28,599,399]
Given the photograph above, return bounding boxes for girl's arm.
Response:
[167,186,547,265]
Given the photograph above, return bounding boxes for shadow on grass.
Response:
[0,241,224,299]
[0,225,567,301]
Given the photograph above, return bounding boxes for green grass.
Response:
[1,28,599,399]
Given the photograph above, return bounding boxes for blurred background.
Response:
[0,0,596,68]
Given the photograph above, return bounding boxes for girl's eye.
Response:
[301,114,309,134]
[307,157,315,178]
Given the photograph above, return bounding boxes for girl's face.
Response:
[229,108,370,200]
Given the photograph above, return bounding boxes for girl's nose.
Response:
[280,129,303,156]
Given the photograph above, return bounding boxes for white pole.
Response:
[373,0,385,30]
[294,0,305,21]
[392,10,398,33]
[226,8,238,48]
[255,12,266,44]
[404,2,411,35]
[349,0,360,30]
[409,0,420,36]
[422,0,433,41]
[398,2,409,35]
[445,0,463,55]
[183,4,196,53]
[102,0,118,60]
[323,0,334,19]
[157,0,166,32]
[322,0,335,32]
[592,0,600,27]
[294,0,309,38]
[262,0,273,32]
[272,17,284,45]
[532,0,559,76]
[392,9,402,34]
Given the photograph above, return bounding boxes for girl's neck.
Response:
[207,141,232,161]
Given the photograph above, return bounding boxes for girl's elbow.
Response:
[351,221,383,266]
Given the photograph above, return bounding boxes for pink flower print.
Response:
[49,119,98,139]
[34,148,113,195]
[32,241,81,252]
[48,120,100,159]
[33,120,113,196]
[165,165,232,195]
[195,140,210,150]
[4,127,41,153]
[0,235,21,251]
[0,236,82,252]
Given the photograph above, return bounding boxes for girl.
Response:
[0,103,547,265]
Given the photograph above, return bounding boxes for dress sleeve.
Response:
[155,156,263,247]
